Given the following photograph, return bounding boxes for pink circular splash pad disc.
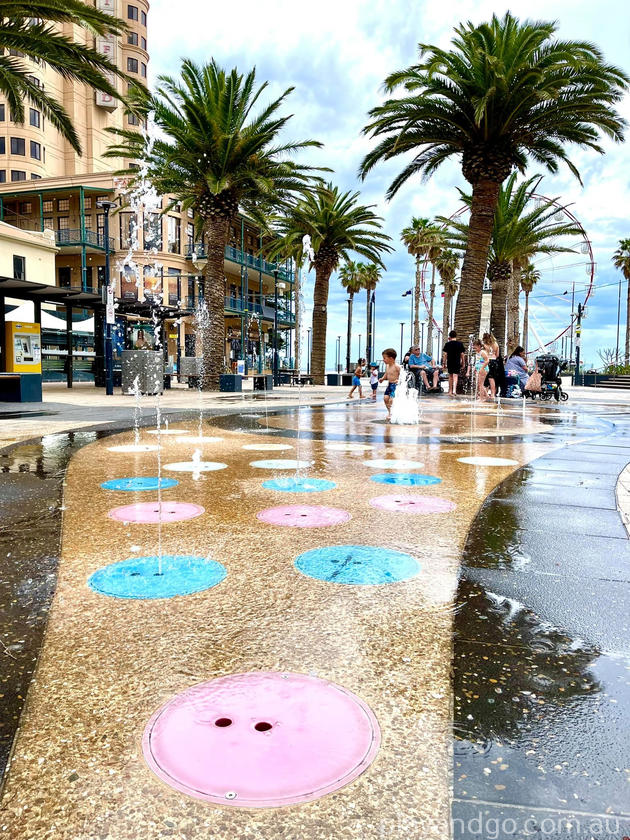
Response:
[370,494,456,514]
[108,501,204,523]
[142,671,380,807]
[256,505,350,528]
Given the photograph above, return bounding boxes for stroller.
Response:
[525,354,569,402]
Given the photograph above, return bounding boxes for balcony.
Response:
[224,296,295,325]
[186,243,291,281]
[55,229,114,252]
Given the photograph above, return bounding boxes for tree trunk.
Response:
[201,216,230,390]
[454,178,501,339]
[426,262,436,356]
[346,292,353,372]
[489,260,511,354]
[294,262,301,372]
[625,272,630,366]
[413,255,421,346]
[311,262,332,384]
[507,262,521,353]
[523,291,530,355]
[442,286,451,346]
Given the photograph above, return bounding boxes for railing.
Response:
[224,296,295,323]
[186,243,291,280]
[55,229,114,251]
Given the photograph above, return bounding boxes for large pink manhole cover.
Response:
[256,505,351,528]
[369,494,456,514]
[143,671,380,808]
[107,501,204,523]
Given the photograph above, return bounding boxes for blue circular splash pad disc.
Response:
[262,477,336,493]
[295,545,420,585]
[88,555,226,599]
[101,477,179,492]
[369,473,441,487]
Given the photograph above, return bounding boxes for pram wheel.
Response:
[560,391,569,402]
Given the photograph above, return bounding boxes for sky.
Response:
[150,0,630,369]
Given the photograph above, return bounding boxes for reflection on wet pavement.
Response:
[0,399,628,839]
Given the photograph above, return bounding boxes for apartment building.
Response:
[0,0,294,380]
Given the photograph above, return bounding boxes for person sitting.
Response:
[408,344,441,391]
[505,346,529,390]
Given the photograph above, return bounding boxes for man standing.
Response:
[408,344,441,391]
[441,330,466,396]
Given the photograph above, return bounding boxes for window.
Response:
[143,212,162,250]
[167,216,180,254]
[26,74,42,88]
[10,137,25,155]
[30,141,41,160]
[127,31,138,45]
[57,198,69,211]
[43,217,53,228]
[187,208,194,218]
[20,202,32,214]
[11,170,26,181]
[29,108,40,128]
[96,213,105,242]
[141,62,147,78]
[42,199,53,213]
[128,113,139,126]
[83,196,92,210]
[0,104,4,121]
[57,216,69,230]
[58,267,71,287]
[0,138,5,154]
[141,36,147,50]
[127,4,138,19]
[0,171,5,183]
[140,10,146,25]
[84,215,93,230]
[30,173,41,180]
[13,255,26,281]
[127,57,138,73]
[119,212,134,248]
[187,222,194,252]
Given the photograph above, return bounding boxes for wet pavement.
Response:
[0,395,628,839]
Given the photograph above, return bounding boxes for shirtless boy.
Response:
[379,348,401,421]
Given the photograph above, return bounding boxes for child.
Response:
[369,363,379,401]
[379,348,401,421]
[473,339,490,401]
[348,359,364,399]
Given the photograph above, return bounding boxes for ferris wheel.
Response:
[420,195,595,358]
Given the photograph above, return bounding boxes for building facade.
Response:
[0,0,294,379]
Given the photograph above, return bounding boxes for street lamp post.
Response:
[306,328,312,375]
[358,333,362,362]
[400,322,404,359]
[575,303,584,384]
[420,321,426,355]
[96,198,117,396]
[336,335,341,373]
[345,297,352,372]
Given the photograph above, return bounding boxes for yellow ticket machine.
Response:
[5,321,42,373]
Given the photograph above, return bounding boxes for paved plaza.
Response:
[0,384,629,839]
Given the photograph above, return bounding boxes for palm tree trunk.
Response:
[507,262,521,352]
[442,286,451,344]
[201,216,230,390]
[454,178,501,339]
[413,256,420,345]
[523,291,530,355]
[489,260,510,354]
[346,292,354,372]
[311,263,332,384]
[294,262,301,372]
[426,262,436,356]
[625,272,630,366]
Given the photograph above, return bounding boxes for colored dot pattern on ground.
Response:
[295,544,421,585]
[88,555,227,599]
[100,477,179,492]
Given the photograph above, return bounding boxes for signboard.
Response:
[96,0,116,15]
[121,268,139,301]
[236,359,245,375]
[106,286,115,325]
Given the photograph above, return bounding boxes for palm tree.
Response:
[339,260,362,372]
[106,59,322,389]
[360,12,628,339]
[435,249,459,343]
[269,184,392,384]
[358,262,381,364]
[443,175,581,352]
[401,218,441,346]
[0,0,135,153]
[520,264,540,354]
[612,238,630,365]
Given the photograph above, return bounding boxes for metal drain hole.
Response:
[254,721,272,732]
[215,718,232,728]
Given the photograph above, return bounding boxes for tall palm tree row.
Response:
[339,260,362,371]
[0,0,138,153]
[361,12,628,338]
[612,239,630,365]
[520,264,540,354]
[357,262,381,364]
[400,218,442,347]
[434,249,459,344]
[270,184,392,384]
[443,175,581,352]
[106,59,323,389]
